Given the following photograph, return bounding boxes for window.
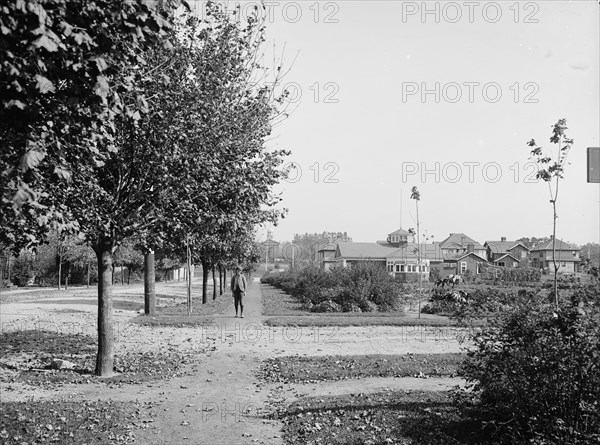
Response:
[460,262,467,274]
[400,265,405,272]
[521,251,526,258]
[476,263,482,274]
[396,264,400,272]
[498,261,505,267]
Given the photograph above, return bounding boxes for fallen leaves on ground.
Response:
[257,353,463,383]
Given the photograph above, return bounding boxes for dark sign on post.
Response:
[588,147,600,183]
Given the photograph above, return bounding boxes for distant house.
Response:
[327,228,443,280]
[438,252,488,278]
[317,243,338,270]
[492,253,520,268]
[439,233,487,259]
[431,233,488,278]
[530,237,581,273]
[484,237,530,264]
[334,242,395,269]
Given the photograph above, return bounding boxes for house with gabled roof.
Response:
[333,242,396,268]
[491,253,520,268]
[530,237,581,274]
[484,237,530,264]
[439,233,487,260]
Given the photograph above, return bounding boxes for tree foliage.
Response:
[528,119,574,306]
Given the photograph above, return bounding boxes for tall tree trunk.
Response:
[57,256,62,290]
[552,201,559,306]
[127,267,131,285]
[111,263,115,285]
[144,251,155,315]
[187,240,192,315]
[178,267,181,281]
[65,262,71,290]
[212,265,217,300]
[121,264,125,285]
[95,243,114,376]
[223,268,227,293]
[219,265,224,295]
[201,259,209,304]
[87,256,91,289]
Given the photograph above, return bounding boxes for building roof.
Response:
[335,242,396,259]
[387,228,410,237]
[386,243,444,261]
[532,239,580,251]
[317,242,337,252]
[494,253,520,263]
[439,233,484,250]
[484,241,529,254]
[453,252,488,262]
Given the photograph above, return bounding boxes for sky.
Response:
[198,1,600,246]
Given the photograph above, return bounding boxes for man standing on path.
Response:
[230,266,247,318]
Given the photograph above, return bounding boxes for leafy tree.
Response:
[528,119,574,306]
[1,0,181,375]
[152,4,290,306]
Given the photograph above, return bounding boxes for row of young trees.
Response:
[1,1,290,375]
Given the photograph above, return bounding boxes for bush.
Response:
[310,300,342,313]
[459,292,600,444]
[261,263,404,312]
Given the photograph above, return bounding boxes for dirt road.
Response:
[1,278,467,445]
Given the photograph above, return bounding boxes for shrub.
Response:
[261,262,403,312]
[310,300,342,313]
[459,293,600,444]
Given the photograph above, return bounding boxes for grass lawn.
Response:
[274,390,479,444]
[259,353,464,383]
[132,294,231,327]
[261,284,485,327]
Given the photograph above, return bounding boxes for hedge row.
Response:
[261,263,405,313]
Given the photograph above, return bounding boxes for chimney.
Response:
[467,243,474,253]
[550,235,554,240]
[501,236,506,242]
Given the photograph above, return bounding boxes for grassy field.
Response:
[259,353,464,383]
